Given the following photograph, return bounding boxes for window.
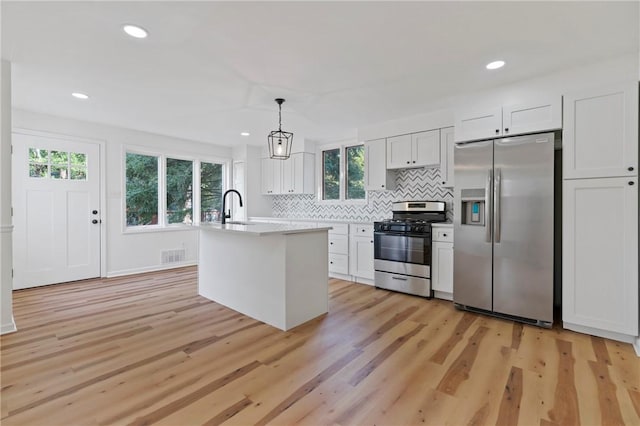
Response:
[125,149,227,229]
[126,153,159,226]
[28,148,87,180]
[346,145,365,200]
[322,148,340,200]
[319,143,365,201]
[200,162,223,223]
[166,158,193,225]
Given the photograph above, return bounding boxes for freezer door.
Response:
[493,133,554,323]
[453,140,493,311]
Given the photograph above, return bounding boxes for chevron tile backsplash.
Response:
[272,167,454,222]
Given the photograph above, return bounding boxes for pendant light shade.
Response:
[268,98,293,160]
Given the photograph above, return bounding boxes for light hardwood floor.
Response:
[1,266,638,425]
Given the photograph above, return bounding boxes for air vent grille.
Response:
[161,249,186,264]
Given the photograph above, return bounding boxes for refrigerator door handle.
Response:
[485,168,493,243]
[494,167,501,243]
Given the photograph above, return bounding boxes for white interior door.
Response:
[12,133,101,289]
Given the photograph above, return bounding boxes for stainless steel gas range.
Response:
[373,201,447,298]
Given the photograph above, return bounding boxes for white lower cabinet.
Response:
[349,224,374,282]
[431,226,453,300]
[563,177,638,338]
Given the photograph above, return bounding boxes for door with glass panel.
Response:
[12,132,101,289]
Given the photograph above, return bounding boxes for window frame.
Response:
[316,141,367,205]
[122,145,230,233]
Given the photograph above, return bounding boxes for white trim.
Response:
[354,277,374,286]
[123,225,199,235]
[106,261,197,278]
[562,321,636,345]
[1,316,17,335]
[633,337,640,357]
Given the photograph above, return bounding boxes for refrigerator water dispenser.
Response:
[460,188,485,226]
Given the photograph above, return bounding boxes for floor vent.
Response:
[161,249,186,264]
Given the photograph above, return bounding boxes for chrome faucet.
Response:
[221,189,243,225]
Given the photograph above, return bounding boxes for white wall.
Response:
[359,54,638,141]
[1,59,16,334]
[12,109,233,277]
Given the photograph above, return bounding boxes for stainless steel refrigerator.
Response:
[453,132,554,327]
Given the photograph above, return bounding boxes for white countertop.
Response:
[432,222,453,228]
[199,222,333,236]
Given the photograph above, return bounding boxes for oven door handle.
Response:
[391,276,408,281]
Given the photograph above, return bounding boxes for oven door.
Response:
[374,232,430,265]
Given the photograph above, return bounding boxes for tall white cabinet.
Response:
[562,82,638,341]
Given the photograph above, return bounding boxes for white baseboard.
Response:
[1,316,17,335]
[106,261,197,278]
[354,277,374,286]
[563,322,636,345]
[634,337,640,357]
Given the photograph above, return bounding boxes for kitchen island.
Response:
[198,222,332,331]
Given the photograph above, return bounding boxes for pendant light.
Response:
[268,98,293,160]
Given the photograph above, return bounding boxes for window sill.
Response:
[123,225,200,234]
[315,199,368,206]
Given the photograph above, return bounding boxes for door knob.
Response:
[629,181,635,186]
[92,210,98,214]
[92,219,98,224]
[629,166,635,171]
[495,129,499,134]
[504,128,509,132]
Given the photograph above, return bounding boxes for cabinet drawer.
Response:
[327,223,349,235]
[329,253,349,274]
[432,228,454,243]
[350,224,374,236]
[328,234,348,254]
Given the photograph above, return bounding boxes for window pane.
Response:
[323,149,340,200]
[29,163,48,178]
[50,151,68,164]
[166,158,193,225]
[346,145,365,200]
[201,162,223,223]
[70,152,86,166]
[126,153,159,226]
[51,165,69,179]
[29,148,48,163]
[70,167,87,180]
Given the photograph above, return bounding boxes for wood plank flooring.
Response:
[1,266,638,425]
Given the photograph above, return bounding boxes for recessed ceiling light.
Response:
[240,132,250,136]
[486,60,505,70]
[71,92,89,100]
[123,24,148,39]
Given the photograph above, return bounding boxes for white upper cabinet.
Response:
[262,153,314,195]
[364,138,396,191]
[386,134,412,168]
[261,158,281,195]
[387,130,440,169]
[282,152,314,194]
[439,127,455,187]
[454,106,502,142]
[563,82,638,179]
[412,130,440,167]
[454,96,562,142]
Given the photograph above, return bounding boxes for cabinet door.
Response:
[282,153,304,194]
[564,82,638,179]
[261,158,282,195]
[502,96,562,137]
[386,134,412,169]
[432,241,454,294]
[411,130,440,167]
[439,127,455,187]
[454,106,502,142]
[365,138,395,190]
[349,235,374,280]
[563,177,638,335]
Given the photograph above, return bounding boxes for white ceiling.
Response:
[2,1,638,146]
